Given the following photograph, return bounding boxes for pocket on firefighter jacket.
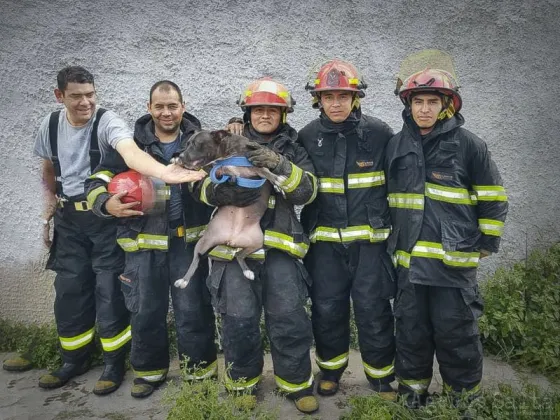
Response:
[119,266,140,313]
[366,201,391,230]
[441,219,481,252]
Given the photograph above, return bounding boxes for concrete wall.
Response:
[1,0,558,323]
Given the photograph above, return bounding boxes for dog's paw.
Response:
[174,279,188,289]
[243,270,255,280]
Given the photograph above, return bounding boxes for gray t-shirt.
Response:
[33,108,133,197]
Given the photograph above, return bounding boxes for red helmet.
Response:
[108,169,157,212]
[398,68,462,113]
[306,59,367,107]
[237,77,295,112]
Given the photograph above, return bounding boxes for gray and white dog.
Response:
[172,130,286,289]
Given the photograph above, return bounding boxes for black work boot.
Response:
[130,376,167,399]
[397,384,428,409]
[3,354,33,372]
[93,358,126,396]
[370,382,397,401]
[317,372,340,396]
[38,360,91,389]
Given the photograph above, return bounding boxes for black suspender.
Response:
[47,108,107,197]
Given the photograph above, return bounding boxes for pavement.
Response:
[0,350,556,420]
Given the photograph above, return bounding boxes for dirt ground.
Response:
[0,350,555,420]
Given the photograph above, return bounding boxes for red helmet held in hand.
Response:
[108,170,157,212]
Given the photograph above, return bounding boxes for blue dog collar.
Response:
[209,156,266,188]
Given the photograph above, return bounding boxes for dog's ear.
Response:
[212,130,230,144]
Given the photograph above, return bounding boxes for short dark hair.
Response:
[149,80,183,104]
[57,66,95,91]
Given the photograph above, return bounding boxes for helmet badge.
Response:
[326,69,341,87]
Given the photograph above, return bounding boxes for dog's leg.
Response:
[235,246,262,280]
[174,230,217,289]
[254,168,287,188]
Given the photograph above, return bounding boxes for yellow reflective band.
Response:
[348,171,385,188]
[318,177,345,194]
[348,78,359,85]
[200,177,213,206]
[281,163,303,193]
[316,352,349,370]
[363,361,394,379]
[394,250,411,268]
[399,377,431,394]
[245,90,253,97]
[478,218,504,237]
[183,360,218,381]
[264,230,309,258]
[275,374,313,393]
[87,186,108,208]
[117,238,139,252]
[224,374,260,391]
[100,325,131,352]
[88,170,114,183]
[59,326,95,351]
[134,368,168,382]
[310,226,390,244]
[472,185,508,202]
[411,241,480,268]
[388,193,424,210]
[184,225,207,243]
[208,245,265,261]
[117,234,169,252]
[314,79,321,85]
[268,195,276,209]
[156,186,171,200]
[137,234,168,250]
[277,91,289,98]
[425,182,475,205]
[304,172,319,205]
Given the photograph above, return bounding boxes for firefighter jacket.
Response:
[192,123,318,261]
[298,109,394,244]
[385,111,508,288]
[85,112,213,252]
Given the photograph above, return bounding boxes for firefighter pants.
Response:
[394,279,484,395]
[47,206,130,365]
[119,236,217,381]
[208,250,314,397]
[305,241,396,385]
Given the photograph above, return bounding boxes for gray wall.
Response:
[1,0,559,323]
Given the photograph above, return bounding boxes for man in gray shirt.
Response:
[2,66,204,396]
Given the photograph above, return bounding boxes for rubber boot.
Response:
[39,360,91,389]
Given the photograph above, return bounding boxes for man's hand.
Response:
[226,122,244,135]
[159,164,206,184]
[41,194,57,248]
[246,142,280,170]
[105,191,144,217]
[480,249,492,258]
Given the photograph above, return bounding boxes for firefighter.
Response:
[5,67,203,394]
[198,78,319,414]
[297,59,397,399]
[85,80,217,399]
[386,67,508,406]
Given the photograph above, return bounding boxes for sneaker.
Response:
[3,354,33,372]
[38,360,91,389]
[294,395,319,413]
[93,359,126,396]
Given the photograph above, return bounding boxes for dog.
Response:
[172,129,286,289]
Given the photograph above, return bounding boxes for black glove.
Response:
[246,142,281,170]
[209,182,261,207]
